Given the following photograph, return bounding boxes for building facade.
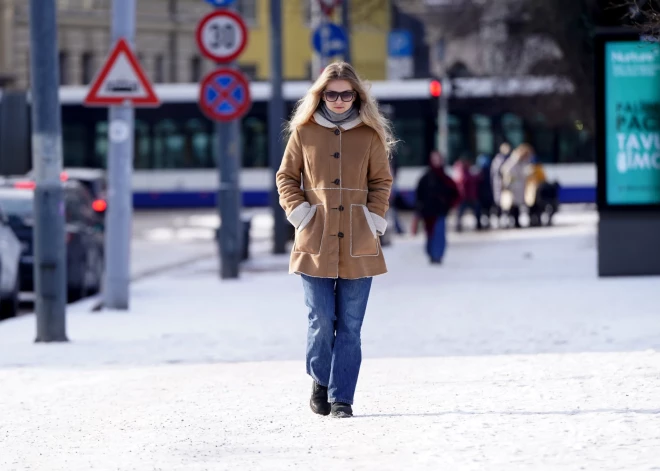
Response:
[0,0,392,90]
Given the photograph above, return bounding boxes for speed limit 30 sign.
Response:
[195,10,248,63]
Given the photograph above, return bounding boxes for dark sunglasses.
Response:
[323,90,356,102]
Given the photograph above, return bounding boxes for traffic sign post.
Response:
[312,22,348,58]
[318,0,341,16]
[84,38,159,107]
[84,0,160,311]
[196,2,250,280]
[387,30,413,80]
[196,10,248,63]
[29,0,67,342]
[199,69,251,122]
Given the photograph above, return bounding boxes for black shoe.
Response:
[330,402,353,418]
[310,382,331,416]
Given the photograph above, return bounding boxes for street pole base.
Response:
[34,335,69,343]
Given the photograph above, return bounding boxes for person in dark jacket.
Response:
[415,150,459,264]
[453,155,483,232]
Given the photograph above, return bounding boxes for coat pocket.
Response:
[294,205,325,255]
[350,204,379,257]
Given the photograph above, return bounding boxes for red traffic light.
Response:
[92,199,107,212]
[430,80,442,97]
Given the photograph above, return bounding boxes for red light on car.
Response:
[60,171,68,181]
[14,181,36,189]
[92,199,107,212]
[430,80,442,97]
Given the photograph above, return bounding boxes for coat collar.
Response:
[312,111,363,131]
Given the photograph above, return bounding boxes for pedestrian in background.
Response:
[476,153,494,229]
[501,143,533,228]
[453,155,482,232]
[276,62,394,419]
[415,150,459,264]
[490,142,511,225]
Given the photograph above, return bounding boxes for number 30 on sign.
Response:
[195,10,248,63]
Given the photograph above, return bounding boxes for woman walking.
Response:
[276,62,394,418]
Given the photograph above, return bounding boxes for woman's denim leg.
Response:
[328,277,372,404]
[301,275,336,388]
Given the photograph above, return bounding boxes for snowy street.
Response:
[1,208,659,470]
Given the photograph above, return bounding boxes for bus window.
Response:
[63,123,87,167]
[473,114,493,156]
[135,120,151,169]
[242,117,267,168]
[95,121,108,168]
[531,118,555,164]
[184,118,212,168]
[501,113,524,148]
[447,114,464,164]
[153,119,184,169]
[392,118,424,166]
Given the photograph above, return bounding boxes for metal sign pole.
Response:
[216,110,241,279]
[197,1,249,279]
[311,0,325,78]
[216,4,241,279]
[104,0,136,309]
[29,0,67,342]
[270,0,287,254]
[341,0,351,64]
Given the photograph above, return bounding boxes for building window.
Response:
[58,51,69,85]
[190,56,202,82]
[154,55,165,83]
[81,52,94,85]
[236,0,257,25]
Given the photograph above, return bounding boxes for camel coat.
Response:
[275,112,393,279]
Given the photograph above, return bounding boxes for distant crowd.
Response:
[394,143,560,264]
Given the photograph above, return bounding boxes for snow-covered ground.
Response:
[1,208,659,470]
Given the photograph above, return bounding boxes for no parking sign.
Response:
[195,3,251,122]
[198,68,252,122]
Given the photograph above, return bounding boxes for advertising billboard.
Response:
[597,33,660,209]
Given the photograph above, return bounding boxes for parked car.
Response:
[26,167,108,216]
[0,179,105,302]
[0,202,21,319]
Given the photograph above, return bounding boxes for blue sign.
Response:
[388,30,413,57]
[204,0,236,6]
[312,23,348,57]
[199,68,251,122]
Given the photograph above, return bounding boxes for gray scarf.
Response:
[317,102,360,127]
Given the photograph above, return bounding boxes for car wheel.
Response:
[0,275,20,320]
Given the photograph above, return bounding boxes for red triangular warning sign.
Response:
[84,38,160,107]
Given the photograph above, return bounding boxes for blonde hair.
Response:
[511,143,534,162]
[287,61,396,156]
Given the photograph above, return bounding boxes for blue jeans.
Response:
[426,216,447,262]
[301,274,373,405]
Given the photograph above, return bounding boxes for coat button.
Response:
[338,232,344,238]
[334,129,340,135]
[333,179,340,185]
[338,205,344,211]
[334,152,340,158]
